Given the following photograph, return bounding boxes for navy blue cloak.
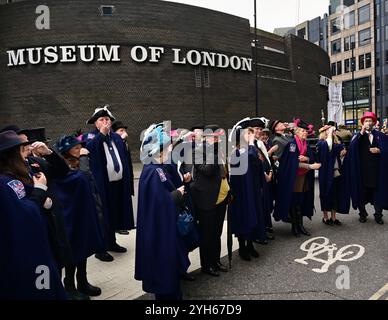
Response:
[52,170,105,264]
[229,146,262,240]
[316,140,350,214]
[135,164,190,295]
[86,130,134,230]
[348,130,388,210]
[273,139,315,221]
[0,176,67,300]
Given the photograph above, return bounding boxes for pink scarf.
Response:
[295,135,308,176]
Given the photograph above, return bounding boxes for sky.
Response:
[165,0,330,33]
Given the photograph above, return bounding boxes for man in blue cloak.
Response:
[348,112,388,224]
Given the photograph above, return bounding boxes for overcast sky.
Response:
[165,0,330,33]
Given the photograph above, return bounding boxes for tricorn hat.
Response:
[86,105,116,124]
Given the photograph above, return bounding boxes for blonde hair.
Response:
[319,130,340,144]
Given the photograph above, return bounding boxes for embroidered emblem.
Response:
[87,133,95,140]
[156,168,167,182]
[7,180,26,199]
[290,143,296,153]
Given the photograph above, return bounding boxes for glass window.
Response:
[376,52,380,67]
[385,0,388,14]
[385,75,388,94]
[385,50,388,64]
[331,39,342,55]
[331,63,337,76]
[376,76,381,96]
[331,17,341,35]
[343,0,355,7]
[359,29,371,46]
[337,61,342,75]
[345,59,350,73]
[344,11,355,29]
[359,55,365,70]
[330,0,341,15]
[297,28,306,39]
[385,25,388,40]
[358,4,370,25]
[366,53,372,68]
[377,28,380,43]
[344,35,355,51]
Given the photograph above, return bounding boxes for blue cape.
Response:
[135,164,190,295]
[273,139,315,221]
[229,146,262,240]
[316,140,350,214]
[0,176,66,300]
[86,130,134,230]
[52,170,105,264]
[348,131,388,209]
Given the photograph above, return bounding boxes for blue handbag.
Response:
[177,208,194,236]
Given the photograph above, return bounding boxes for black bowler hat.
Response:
[294,119,310,130]
[112,121,127,132]
[249,118,266,128]
[22,127,51,143]
[0,130,32,153]
[0,125,22,134]
[86,105,116,124]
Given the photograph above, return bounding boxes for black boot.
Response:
[290,207,300,237]
[64,272,90,300]
[296,208,311,236]
[76,260,102,297]
[246,241,259,258]
[359,205,368,223]
[238,238,251,261]
[374,205,384,225]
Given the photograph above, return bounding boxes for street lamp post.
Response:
[254,0,259,117]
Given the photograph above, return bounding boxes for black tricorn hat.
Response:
[112,121,127,132]
[86,105,116,124]
[249,118,266,128]
[0,130,32,153]
[22,127,51,143]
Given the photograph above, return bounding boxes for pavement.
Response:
[86,163,388,300]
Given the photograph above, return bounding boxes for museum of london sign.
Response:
[6,44,252,72]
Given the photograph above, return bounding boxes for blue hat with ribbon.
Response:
[56,135,85,154]
[140,124,171,161]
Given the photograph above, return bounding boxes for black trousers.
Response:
[359,187,383,219]
[64,259,88,287]
[106,180,124,247]
[197,199,227,269]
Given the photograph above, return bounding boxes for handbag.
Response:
[177,207,194,236]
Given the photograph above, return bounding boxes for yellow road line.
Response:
[369,283,388,300]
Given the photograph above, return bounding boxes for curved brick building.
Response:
[0,0,330,158]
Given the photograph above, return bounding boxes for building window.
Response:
[376,76,381,96]
[359,55,365,70]
[365,53,371,68]
[331,17,341,35]
[194,67,202,88]
[376,52,380,67]
[203,68,210,88]
[331,39,342,55]
[385,0,388,15]
[385,50,388,64]
[330,0,341,15]
[359,28,371,46]
[377,28,380,43]
[100,5,115,16]
[331,63,337,76]
[344,35,355,51]
[344,11,355,29]
[343,0,355,6]
[385,75,388,94]
[358,4,370,25]
[385,26,388,41]
[297,27,306,39]
[346,59,351,73]
[337,61,342,75]
[377,4,380,17]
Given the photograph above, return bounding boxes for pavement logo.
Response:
[369,283,388,300]
[294,237,365,273]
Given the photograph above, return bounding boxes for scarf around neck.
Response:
[295,135,308,176]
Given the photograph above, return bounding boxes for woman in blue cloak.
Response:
[0,130,66,300]
[316,123,350,226]
[135,126,189,300]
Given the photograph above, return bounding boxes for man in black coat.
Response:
[190,125,230,277]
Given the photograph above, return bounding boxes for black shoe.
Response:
[117,230,129,235]
[77,282,102,297]
[359,216,367,223]
[181,273,196,281]
[215,262,228,272]
[238,248,251,261]
[322,218,334,226]
[266,227,274,234]
[253,239,269,245]
[246,244,259,258]
[266,233,275,240]
[332,219,342,226]
[375,218,384,225]
[201,267,219,277]
[66,289,90,300]
[108,243,127,253]
[95,252,114,262]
